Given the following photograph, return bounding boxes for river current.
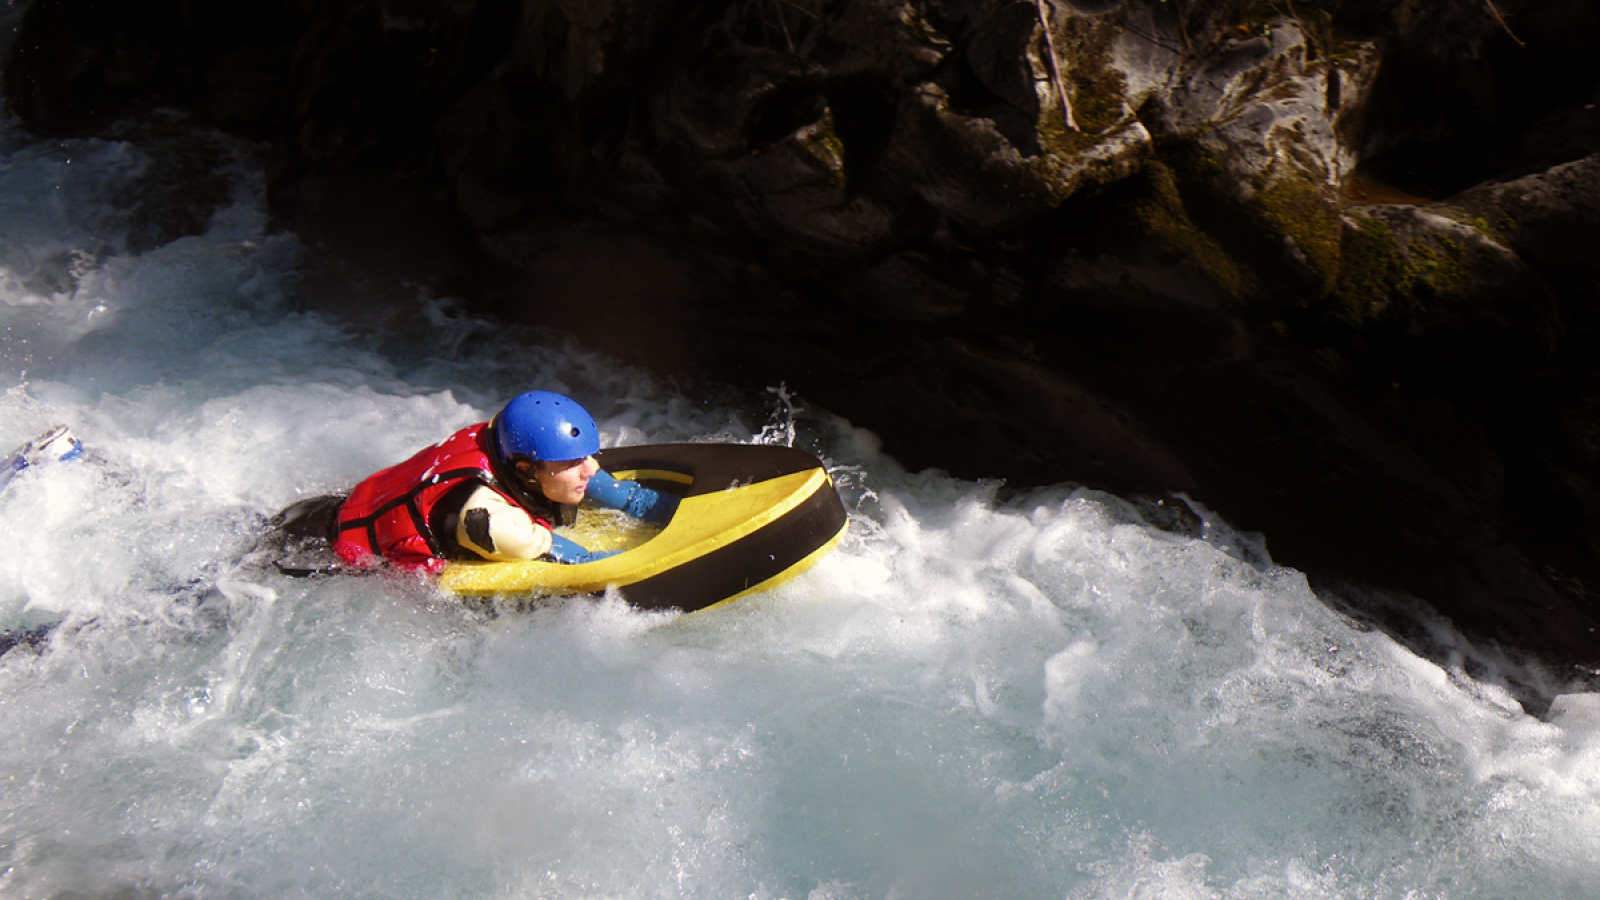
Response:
[4,42,1600,900]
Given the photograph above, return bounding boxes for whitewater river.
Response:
[5,64,1600,900]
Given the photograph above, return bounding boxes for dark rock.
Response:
[4,0,304,136]
[4,0,191,135]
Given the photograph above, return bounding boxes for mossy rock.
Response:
[1250,175,1343,294]
[1333,210,1491,327]
[1130,160,1253,300]
[1327,206,1558,371]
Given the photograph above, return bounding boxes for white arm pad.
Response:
[454,484,554,561]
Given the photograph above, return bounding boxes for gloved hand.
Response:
[546,533,620,565]
[584,470,680,525]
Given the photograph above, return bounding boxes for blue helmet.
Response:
[494,391,600,464]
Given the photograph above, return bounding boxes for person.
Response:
[324,391,677,574]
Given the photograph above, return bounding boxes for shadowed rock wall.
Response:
[7,0,1600,693]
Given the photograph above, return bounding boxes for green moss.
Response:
[1251,176,1343,294]
[1405,234,1474,294]
[1169,142,1227,182]
[1053,14,1130,139]
[1454,214,1502,243]
[1132,160,1252,299]
[1330,215,1482,327]
[1331,215,1405,325]
[816,120,845,159]
[813,123,847,186]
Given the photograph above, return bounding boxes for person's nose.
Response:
[580,456,599,478]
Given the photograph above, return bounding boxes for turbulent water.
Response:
[5,47,1600,900]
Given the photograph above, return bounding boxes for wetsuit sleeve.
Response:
[583,469,680,525]
[454,484,554,561]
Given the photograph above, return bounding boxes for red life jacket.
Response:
[333,422,508,573]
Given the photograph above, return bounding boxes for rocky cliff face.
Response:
[7,0,1600,696]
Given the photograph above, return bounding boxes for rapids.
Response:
[4,57,1600,900]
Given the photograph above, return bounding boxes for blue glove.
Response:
[584,469,680,525]
[546,533,620,565]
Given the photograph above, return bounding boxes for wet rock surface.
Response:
[7,0,1600,696]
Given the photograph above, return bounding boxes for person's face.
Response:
[529,456,599,504]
